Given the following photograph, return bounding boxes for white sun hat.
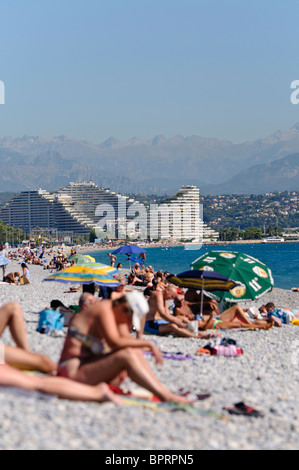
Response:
[125,291,149,331]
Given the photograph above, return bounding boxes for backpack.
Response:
[37,309,65,334]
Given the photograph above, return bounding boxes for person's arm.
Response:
[155,293,187,328]
[94,303,163,365]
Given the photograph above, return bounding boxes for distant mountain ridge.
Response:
[201,154,299,195]
[0,123,299,195]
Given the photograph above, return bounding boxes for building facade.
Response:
[0,182,218,242]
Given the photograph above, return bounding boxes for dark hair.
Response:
[265,302,275,310]
[112,296,127,308]
[21,263,27,268]
[50,300,68,310]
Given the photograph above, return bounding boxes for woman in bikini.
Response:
[199,304,274,330]
[57,291,192,404]
[0,302,120,404]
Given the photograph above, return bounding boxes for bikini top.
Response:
[68,325,108,356]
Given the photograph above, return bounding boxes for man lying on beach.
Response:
[57,291,191,405]
[139,284,219,339]
[259,302,299,325]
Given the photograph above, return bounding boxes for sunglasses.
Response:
[121,305,133,315]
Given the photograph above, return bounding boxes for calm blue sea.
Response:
[87,242,299,290]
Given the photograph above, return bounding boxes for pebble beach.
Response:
[1,262,299,450]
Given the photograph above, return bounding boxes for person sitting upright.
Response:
[140,284,218,339]
[57,291,191,404]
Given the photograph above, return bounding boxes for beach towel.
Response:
[109,385,218,416]
[120,396,224,417]
[143,351,195,361]
[37,309,65,335]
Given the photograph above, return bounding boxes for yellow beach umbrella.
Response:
[43,264,120,287]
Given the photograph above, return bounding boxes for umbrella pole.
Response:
[200,277,204,317]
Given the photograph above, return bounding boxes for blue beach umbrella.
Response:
[0,256,10,266]
[111,244,146,255]
[112,244,146,269]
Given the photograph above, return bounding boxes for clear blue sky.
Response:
[1,0,299,143]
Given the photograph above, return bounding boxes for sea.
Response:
[86,242,298,290]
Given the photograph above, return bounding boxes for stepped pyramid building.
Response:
[0,182,219,242]
[0,182,147,238]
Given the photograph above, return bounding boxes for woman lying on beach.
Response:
[174,300,273,330]
[199,305,274,330]
[57,291,192,405]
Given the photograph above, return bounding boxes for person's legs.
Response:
[159,323,197,337]
[71,348,191,404]
[159,323,219,339]
[201,313,273,330]
[214,320,273,330]
[0,364,121,404]
[0,302,30,351]
[4,345,57,373]
[2,265,6,281]
[220,305,252,325]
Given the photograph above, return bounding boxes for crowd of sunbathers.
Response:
[0,249,298,407]
[0,245,80,283]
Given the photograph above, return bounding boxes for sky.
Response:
[1,0,299,144]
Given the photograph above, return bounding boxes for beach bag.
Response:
[201,337,243,357]
[20,275,30,285]
[37,309,65,334]
[211,344,243,357]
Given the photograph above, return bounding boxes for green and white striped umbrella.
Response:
[191,250,274,303]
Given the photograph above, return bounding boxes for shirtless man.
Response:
[140,284,218,339]
[57,291,191,404]
[184,288,221,316]
[110,275,132,301]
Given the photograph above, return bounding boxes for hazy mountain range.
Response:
[0,123,298,195]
